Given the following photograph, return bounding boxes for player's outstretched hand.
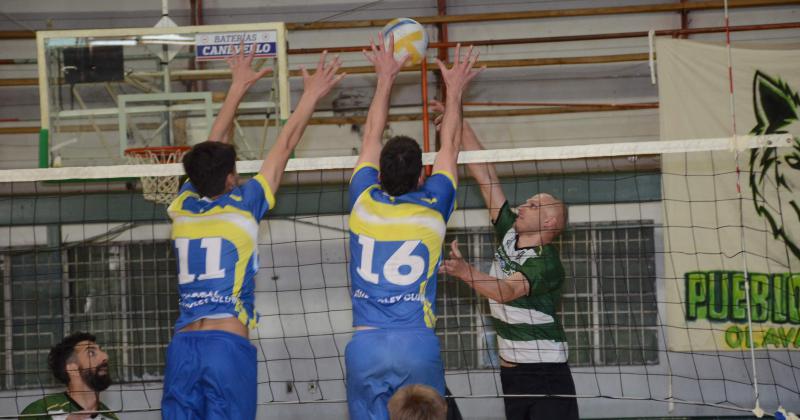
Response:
[435,44,484,97]
[300,51,346,100]
[363,32,409,81]
[439,240,472,281]
[226,41,271,92]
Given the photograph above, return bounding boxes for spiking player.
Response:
[436,106,578,420]
[160,44,344,420]
[345,32,483,420]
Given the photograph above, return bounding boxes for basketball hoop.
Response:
[124,146,190,205]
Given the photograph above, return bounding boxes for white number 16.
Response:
[356,235,425,286]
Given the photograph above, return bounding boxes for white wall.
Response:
[3,203,797,418]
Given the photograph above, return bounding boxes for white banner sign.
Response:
[195,31,277,61]
[657,38,800,352]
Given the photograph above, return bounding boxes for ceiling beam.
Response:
[0,0,797,38]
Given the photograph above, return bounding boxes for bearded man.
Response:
[21,332,117,420]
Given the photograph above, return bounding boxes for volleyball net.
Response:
[1,133,798,418]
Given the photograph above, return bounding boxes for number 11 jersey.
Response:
[348,163,456,329]
[167,175,275,332]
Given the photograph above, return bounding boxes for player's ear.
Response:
[65,358,80,379]
[417,169,425,188]
[225,172,237,190]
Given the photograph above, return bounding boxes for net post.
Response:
[421,59,431,176]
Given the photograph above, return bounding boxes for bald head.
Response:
[515,193,567,241]
[534,193,566,232]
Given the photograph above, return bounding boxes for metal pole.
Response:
[421,59,431,176]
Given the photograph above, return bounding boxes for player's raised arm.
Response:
[355,32,409,170]
[259,52,345,194]
[208,42,271,143]
[431,44,484,181]
[439,240,529,303]
[431,100,505,222]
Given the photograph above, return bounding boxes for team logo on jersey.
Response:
[748,71,800,259]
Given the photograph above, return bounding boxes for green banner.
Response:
[685,271,800,349]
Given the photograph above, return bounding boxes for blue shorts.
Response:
[161,330,257,420]
[345,328,445,420]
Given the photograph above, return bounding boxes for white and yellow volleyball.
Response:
[382,18,428,66]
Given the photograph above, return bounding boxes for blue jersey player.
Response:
[345,33,483,420]
[161,45,344,420]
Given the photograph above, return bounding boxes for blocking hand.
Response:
[435,44,484,97]
[363,32,410,81]
[300,51,346,100]
[226,41,271,91]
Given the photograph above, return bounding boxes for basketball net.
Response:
[124,146,190,205]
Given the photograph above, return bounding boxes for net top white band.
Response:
[0,134,792,183]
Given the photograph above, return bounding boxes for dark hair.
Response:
[388,384,447,420]
[49,332,96,385]
[182,141,237,197]
[379,136,422,196]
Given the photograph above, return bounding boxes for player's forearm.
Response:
[461,121,504,211]
[259,91,318,189]
[461,121,499,184]
[362,77,394,149]
[459,266,521,303]
[438,90,464,156]
[208,83,248,143]
[273,91,319,153]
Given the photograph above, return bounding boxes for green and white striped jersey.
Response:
[489,202,568,363]
[20,392,118,420]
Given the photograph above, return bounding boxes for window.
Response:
[437,221,658,370]
[0,239,178,389]
[10,250,63,388]
[65,241,178,382]
[436,229,496,370]
[560,222,658,367]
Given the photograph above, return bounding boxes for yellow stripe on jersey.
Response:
[169,200,257,223]
[351,162,380,183]
[168,189,200,214]
[253,173,277,210]
[419,279,436,328]
[171,214,258,328]
[237,300,256,329]
[431,170,457,189]
[349,187,447,278]
[431,170,458,211]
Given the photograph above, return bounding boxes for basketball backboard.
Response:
[36,23,290,168]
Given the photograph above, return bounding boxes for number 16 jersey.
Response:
[348,163,456,329]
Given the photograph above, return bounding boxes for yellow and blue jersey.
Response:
[348,163,456,329]
[167,174,275,331]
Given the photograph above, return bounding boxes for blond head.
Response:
[388,384,447,420]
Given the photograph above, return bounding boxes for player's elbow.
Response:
[495,282,528,303]
[492,294,513,304]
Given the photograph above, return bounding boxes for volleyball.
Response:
[382,18,428,65]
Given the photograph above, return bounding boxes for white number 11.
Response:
[175,237,227,284]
